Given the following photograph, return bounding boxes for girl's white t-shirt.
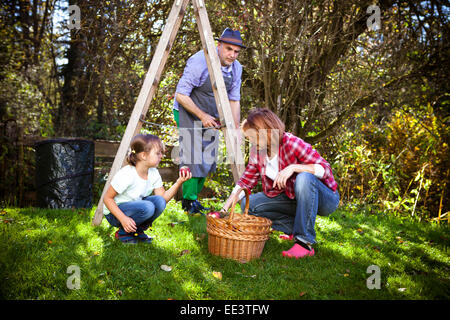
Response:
[103,165,163,215]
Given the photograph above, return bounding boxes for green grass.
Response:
[0,202,448,300]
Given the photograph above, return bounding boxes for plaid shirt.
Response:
[237,132,338,199]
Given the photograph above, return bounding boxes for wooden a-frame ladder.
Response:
[92,0,245,226]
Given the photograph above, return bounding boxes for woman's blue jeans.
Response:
[105,195,166,232]
[241,172,339,244]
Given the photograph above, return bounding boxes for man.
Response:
[173,28,245,214]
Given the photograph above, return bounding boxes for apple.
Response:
[180,166,191,176]
[207,211,221,219]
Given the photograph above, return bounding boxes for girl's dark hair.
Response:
[126,134,164,166]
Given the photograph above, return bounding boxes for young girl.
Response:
[103,134,191,243]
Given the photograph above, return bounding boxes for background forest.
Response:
[1,0,449,222]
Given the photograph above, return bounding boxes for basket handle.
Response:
[228,187,250,223]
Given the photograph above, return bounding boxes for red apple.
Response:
[207,211,221,219]
[180,166,191,176]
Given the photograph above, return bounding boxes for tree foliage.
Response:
[0,0,448,219]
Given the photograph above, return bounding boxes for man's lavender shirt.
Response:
[173,48,243,111]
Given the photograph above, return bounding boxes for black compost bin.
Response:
[35,138,94,209]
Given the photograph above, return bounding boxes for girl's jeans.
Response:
[241,172,339,245]
[105,195,166,232]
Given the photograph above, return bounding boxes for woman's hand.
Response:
[120,216,137,233]
[273,165,297,189]
[222,194,234,212]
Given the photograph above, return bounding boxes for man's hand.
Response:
[200,112,219,128]
[177,93,219,127]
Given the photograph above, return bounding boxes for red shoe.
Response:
[282,243,315,259]
[279,234,294,241]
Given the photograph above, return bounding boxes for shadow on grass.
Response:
[0,207,109,299]
[315,208,450,299]
[1,205,448,300]
[90,203,236,300]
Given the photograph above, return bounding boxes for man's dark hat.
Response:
[215,28,246,48]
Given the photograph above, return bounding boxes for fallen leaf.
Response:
[161,265,172,272]
[212,271,222,280]
[180,249,191,256]
[235,272,256,278]
[168,221,186,227]
[195,233,206,241]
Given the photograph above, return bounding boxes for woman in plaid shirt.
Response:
[222,108,340,258]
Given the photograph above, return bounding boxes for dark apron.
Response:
[178,73,233,177]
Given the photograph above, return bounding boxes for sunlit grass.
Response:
[0,202,448,300]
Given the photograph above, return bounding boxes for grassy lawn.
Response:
[0,202,448,300]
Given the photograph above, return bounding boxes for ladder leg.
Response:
[191,0,245,182]
[92,0,189,226]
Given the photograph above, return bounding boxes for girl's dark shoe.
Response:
[115,229,138,244]
[136,232,153,243]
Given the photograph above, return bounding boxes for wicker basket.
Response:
[206,188,272,263]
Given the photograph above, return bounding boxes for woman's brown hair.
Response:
[126,134,164,166]
[242,108,285,147]
[242,108,285,133]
